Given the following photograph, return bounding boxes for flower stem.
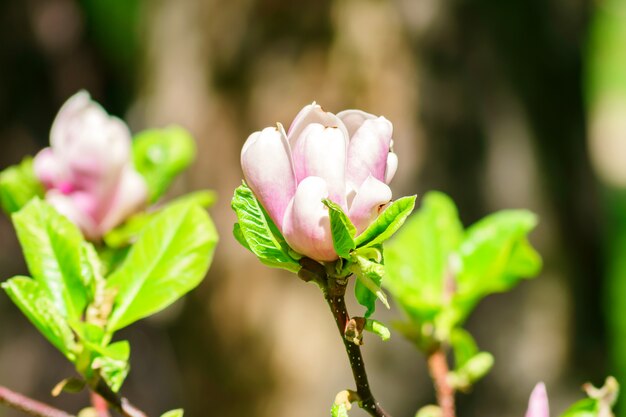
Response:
[427,348,455,417]
[323,275,391,417]
[0,385,74,417]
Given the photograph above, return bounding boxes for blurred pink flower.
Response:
[34,91,147,239]
[525,383,550,417]
[241,103,397,262]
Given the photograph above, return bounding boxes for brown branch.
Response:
[323,275,391,417]
[0,385,74,417]
[427,349,455,417]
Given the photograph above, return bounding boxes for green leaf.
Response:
[364,319,391,341]
[2,277,77,359]
[331,403,350,417]
[93,354,129,393]
[106,201,218,331]
[12,199,88,320]
[323,199,356,259]
[559,399,598,417]
[354,195,416,248]
[448,352,494,391]
[351,256,389,317]
[161,410,184,417]
[384,192,463,323]
[133,126,196,202]
[450,328,478,369]
[231,182,300,273]
[104,190,216,249]
[0,157,44,214]
[454,210,542,319]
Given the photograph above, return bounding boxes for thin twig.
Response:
[0,385,74,417]
[427,349,455,417]
[321,272,391,417]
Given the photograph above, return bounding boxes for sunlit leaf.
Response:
[106,200,218,331]
[0,157,44,214]
[323,198,356,259]
[355,195,416,248]
[2,277,77,359]
[384,192,463,323]
[133,126,196,202]
[231,182,300,273]
[12,199,88,320]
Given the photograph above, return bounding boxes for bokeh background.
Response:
[1,0,626,416]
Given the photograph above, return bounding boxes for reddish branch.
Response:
[427,349,455,417]
[0,385,74,417]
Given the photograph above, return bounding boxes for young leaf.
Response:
[133,126,196,202]
[450,328,478,369]
[2,277,77,359]
[231,182,300,273]
[161,410,184,417]
[364,318,391,341]
[455,210,541,310]
[351,255,389,317]
[106,201,218,331]
[559,399,598,417]
[323,198,356,259]
[354,195,416,248]
[384,192,463,322]
[0,157,44,214]
[12,199,88,320]
[331,403,350,417]
[104,190,217,249]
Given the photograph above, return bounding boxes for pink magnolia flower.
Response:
[33,91,148,239]
[241,103,397,262]
[525,383,550,417]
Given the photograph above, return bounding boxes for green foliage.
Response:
[323,199,356,259]
[559,377,619,417]
[331,403,350,417]
[12,199,89,320]
[352,255,389,317]
[133,126,196,202]
[104,190,216,249]
[364,318,391,341]
[231,182,301,273]
[354,195,417,248]
[0,157,44,214]
[385,191,541,340]
[2,197,217,394]
[106,199,218,331]
[2,277,78,359]
[161,410,184,417]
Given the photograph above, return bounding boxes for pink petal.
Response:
[346,116,393,188]
[282,176,337,262]
[348,176,392,234]
[336,109,376,137]
[98,167,148,234]
[287,103,349,147]
[46,190,99,240]
[51,91,132,191]
[290,123,348,208]
[33,147,66,189]
[385,152,398,184]
[525,383,549,417]
[241,126,297,228]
